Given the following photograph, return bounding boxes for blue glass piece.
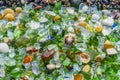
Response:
[112,23,118,29]
[47,35,53,40]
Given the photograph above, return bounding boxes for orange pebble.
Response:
[23,55,33,64]
[96,26,102,32]
[4,13,14,21]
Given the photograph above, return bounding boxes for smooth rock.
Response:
[102,17,114,26]
[106,48,117,55]
[46,64,56,70]
[0,43,9,53]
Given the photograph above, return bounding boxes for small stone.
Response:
[15,7,22,14]
[4,8,14,16]
[106,48,117,55]
[46,64,56,70]
[102,17,114,26]
[42,49,54,60]
[74,74,84,80]
[79,53,90,63]
[4,13,14,21]
[0,43,9,53]
[82,65,90,73]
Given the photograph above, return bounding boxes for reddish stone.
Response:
[32,48,38,53]
[42,49,54,60]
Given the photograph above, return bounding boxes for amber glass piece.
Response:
[23,55,33,64]
[74,74,83,80]
[4,13,14,21]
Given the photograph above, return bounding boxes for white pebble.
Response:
[46,64,56,70]
[106,48,117,55]
[0,43,9,53]
[102,17,114,26]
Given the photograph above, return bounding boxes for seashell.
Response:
[46,64,56,70]
[0,43,9,53]
[82,65,90,73]
[64,33,77,44]
[102,17,114,26]
[106,48,117,55]
[79,53,90,63]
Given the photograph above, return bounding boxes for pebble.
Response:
[106,48,117,55]
[46,64,56,70]
[0,43,9,53]
[102,17,114,26]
